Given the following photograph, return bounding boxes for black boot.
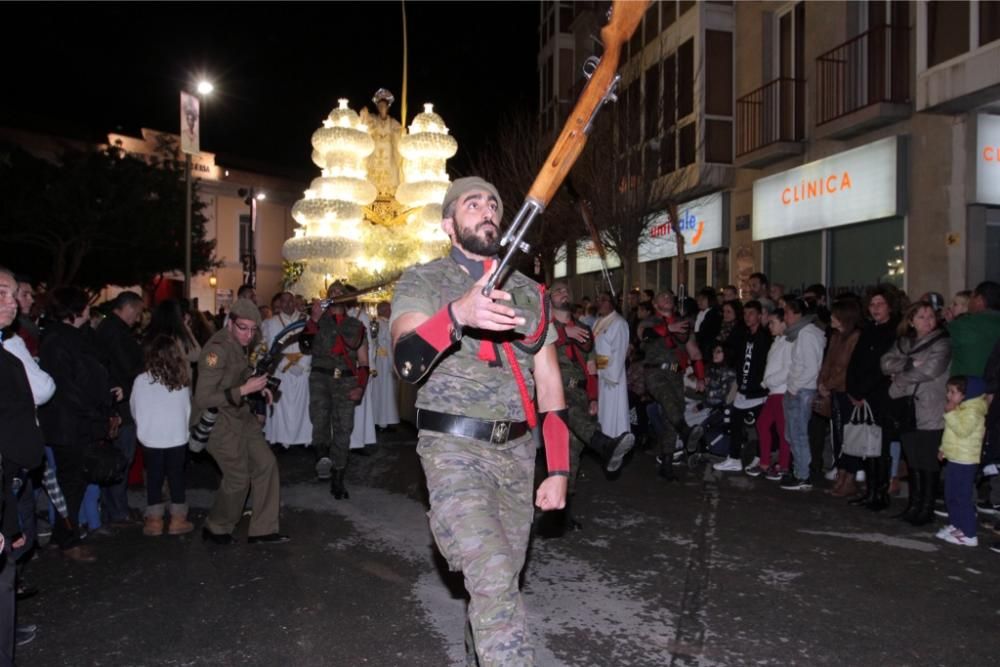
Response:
[563,497,583,531]
[909,470,937,526]
[866,457,891,511]
[891,467,920,521]
[330,469,349,500]
[590,431,636,473]
[848,459,876,506]
[657,458,678,481]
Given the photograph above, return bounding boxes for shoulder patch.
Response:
[205,352,219,368]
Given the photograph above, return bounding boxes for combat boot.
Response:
[848,459,876,506]
[590,431,636,473]
[330,469,350,500]
[866,457,891,512]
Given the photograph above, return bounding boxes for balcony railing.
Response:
[736,77,805,157]
[816,25,911,126]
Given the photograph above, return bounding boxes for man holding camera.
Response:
[195,298,287,545]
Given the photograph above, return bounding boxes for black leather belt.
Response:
[644,362,679,372]
[416,409,529,445]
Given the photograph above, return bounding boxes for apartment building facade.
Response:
[540,0,1000,300]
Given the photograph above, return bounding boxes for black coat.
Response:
[38,322,112,447]
[696,307,723,358]
[730,325,773,400]
[846,317,899,414]
[0,345,45,535]
[95,313,142,423]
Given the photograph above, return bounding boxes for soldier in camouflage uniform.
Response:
[391,177,569,667]
[549,281,635,528]
[195,298,288,544]
[638,291,704,480]
[302,283,369,499]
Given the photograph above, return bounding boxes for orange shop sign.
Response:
[753,136,901,241]
[977,114,1000,205]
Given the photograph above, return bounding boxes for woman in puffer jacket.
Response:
[880,301,951,525]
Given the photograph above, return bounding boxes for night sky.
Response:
[1,1,541,179]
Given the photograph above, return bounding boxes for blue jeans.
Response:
[79,484,101,530]
[945,462,977,537]
[784,389,816,481]
[101,422,136,523]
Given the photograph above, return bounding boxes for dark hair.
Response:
[237,284,255,298]
[784,297,810,316]
[722,299,744,320]
[145,300,197,350]
[804,283,827,299]
[637,300,654,315]
[974,281,1000,311]
[723,284,739,294]
[771,307,785,322]
[13,273,33,286]
[642,289,655,300]
[698,286,718,307]
[744,299,763,314]
[867,284,901,317]
[112,290,143,311]
[47,286,90,322]
[946,375,967,396]
[749,272,769,288]
[830,298,863,334]
[143,334,190,391]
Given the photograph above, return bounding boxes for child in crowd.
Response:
[130,334,193,537]
[944,290,971,322]
[686,344,737,455]
[936,376,988,547]
[747,309,793,480]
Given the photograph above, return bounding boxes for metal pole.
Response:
[184,152,192,299]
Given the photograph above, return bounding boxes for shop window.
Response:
[660,128,677,175]
[830,218,905,295]
[627,84,641,147]
[927,1,970,67]
[662,53,676,128]
[986,217,1000,283]
[645,260,658,293]
[644,144,659,180]
[678,38,694,118]
[694,256,709,292]
[982,0,1000,46]
[766,231,822,295]
[658,258,674,293]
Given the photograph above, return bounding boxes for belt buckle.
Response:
[490,420,510,444]
[333,369,343,379]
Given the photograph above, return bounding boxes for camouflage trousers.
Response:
[418,432,536,667]
[308,372,357,470]
[565,385,598,495]
[645,368,686,459]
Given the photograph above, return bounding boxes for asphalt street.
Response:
[17,427,1000,666]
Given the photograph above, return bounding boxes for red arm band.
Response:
[541,409,570,476]
[694,359,706,381]
[304,319,318,334]
[356,366,370,391]
[415,304,458,352]
[586,373,598,402]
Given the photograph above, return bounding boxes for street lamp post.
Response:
[181,80,213,300]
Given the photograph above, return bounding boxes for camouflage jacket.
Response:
[553,317,596,400]
[309,314,366,372]
[639,315,681,366]
[391,256,555,421]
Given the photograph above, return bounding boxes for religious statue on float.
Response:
[360,88,403,200]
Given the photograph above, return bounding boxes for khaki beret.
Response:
[229,298,261,326]
[442,177,503,223]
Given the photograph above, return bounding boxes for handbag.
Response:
[82,439,128,486]
[842,401,882,458]
[884,391,917,437]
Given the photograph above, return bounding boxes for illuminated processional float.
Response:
[282,88,457,300]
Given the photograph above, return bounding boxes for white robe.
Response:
[261,313,313,446]
[593,311,630,438]
[349,308,377,448]
[371,316,399,427]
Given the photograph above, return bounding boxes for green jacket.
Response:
[948,311,1000,377]
[940,396,987,464]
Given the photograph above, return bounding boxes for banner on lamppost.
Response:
[180,91,200,155]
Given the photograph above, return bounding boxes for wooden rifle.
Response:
[483,0,649,295]
[566,179,616,301]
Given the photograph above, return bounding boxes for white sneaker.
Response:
[713,457,743,472]
[942,531,979,547]
[743,456,760,473]
[935,525,956,539]
[856,470,866,483]
[824,468,838,481]
[315,457,333,480]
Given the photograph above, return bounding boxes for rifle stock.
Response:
[526,0,648,208]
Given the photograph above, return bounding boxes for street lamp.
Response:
[181,79,213,299]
